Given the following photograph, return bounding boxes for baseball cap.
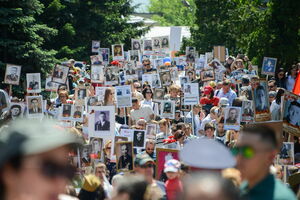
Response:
[219,97,229,107]
[180,138,236,170]
[0,119,79,168]
[164,159,181,173]
[134,153,155,167]
[203,86,213,95]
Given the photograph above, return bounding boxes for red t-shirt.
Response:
[200,96,220,106]
[165,178,183,200]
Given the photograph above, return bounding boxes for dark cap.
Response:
[0,119,78,168]
[134,153,155,167]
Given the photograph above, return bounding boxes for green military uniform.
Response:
[240,173,296,200]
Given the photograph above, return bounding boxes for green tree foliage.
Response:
[38,0,147,61]
[0,0,58,76]
[148,0,196,26]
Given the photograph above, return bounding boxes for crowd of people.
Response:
[0,41,300,200]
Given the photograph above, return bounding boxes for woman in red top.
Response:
[200,86,220,114]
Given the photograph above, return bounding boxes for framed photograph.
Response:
[90,137,103,160]
[160,101,175,119]
[283,91,300,136]
[71,105,83,122]
[262,57,277,76]
[183,83,199,105]
[159,71,172,86]
[52,64,69,84]
[224,107,241,131]
[151,74,162,88]
[99,48,110,64]
[186,47,196,63]
[89,106,115,139]
[161,36,169,49]
[91,65,104,83]
[277,142,294,166]
[26,73,41,93]
[146,124,157,139]
[131,39,142,51]
[133,130,146,148]
[152,37,161,50]
[9,103,25,119]
[125,62,138,80]
[26,95,43,118]
[58,104,72,121]
[90,55,103,65]
[180,76,190,88]
[45,76,60,92]
[4,64,21,85]
[156,148,179,180]
[85,96,100,111]
[105,67,119,86]
[113,136,129,155]
[252,80,271,122]
[92,40,100,53]
[153,88,165,101]
[116,141,134,172]
[75,88,88,105]
[143,39,153,51]
[81,144,92,167]
[170,67,178,81]
[200,70,215,82]
[129,50,140,62]
[115,85,132,107]
[241,100,254,122]
[112,44,124,61]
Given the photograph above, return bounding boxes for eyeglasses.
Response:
[39,160,76,180]
[231,146,255,159]
[147,148,155,151]
[278,73,284,76]
[141,163,154,168]
[146,92,152,94]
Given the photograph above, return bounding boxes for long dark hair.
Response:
[275,88,285,104]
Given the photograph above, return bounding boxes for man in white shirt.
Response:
[130,98,154,124]
[216,79,237,106]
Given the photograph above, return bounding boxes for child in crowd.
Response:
[164,159,183,200]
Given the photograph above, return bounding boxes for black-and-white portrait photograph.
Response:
[131,39,141,51]
[72,105,83,120]
[81,144,92,166]
[52,64,69,84]
[151,74,161,88]
[90,55,103,65]
[170,67,178,81]
[116,141,133,171]
[224,107,241,131]
[143,39,153,51]
[180,76,190,88]
[91,65,104,83]
[94,111,110,131]
[115,85,132,107]
[153,88,165,101]
[61,104,72,119]
[241,100,254,122]
[262,57,277,76]
[161,36,169,49]
[278,142,294,166]
[253,81,270,112]
[146,124,157,139]
[200,70,215,82]
[152,37,161,50]
[129,50,140,62]
[133,130,146,148]
[92,40,100,53]
[186,47,196,63]
[90,137,103,160]
[283,92,300,135]
[26,73,41,93]
[184,84,192,94]
[26,96,43,117]
[45,76,60,91]
[9,103,24,119]
[160,100,175,119]
[159,71,172,86]
[4,64,21,85]
[105,67,118,85]
[112,44,124,60]
[77,88,87,100]
[99,48,110,64]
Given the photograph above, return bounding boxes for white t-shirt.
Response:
[130,104,154,122]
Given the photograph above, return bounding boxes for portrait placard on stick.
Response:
[252,80,271,122]
[283,91,300,136]
[26,95,43,118]
[241,100,254,122]
[213,46,226,62]
[92,40,100,53]
[115,85,132,107]
[160,100,175,119]
[26,73,41,93]
[183,83,199,105]
[91,65,104,83]
[116,141,134,172]
[112,44,124,61]
[4,64,21,85]
[224,107,241,131]
[261,57,277,76]
[52,64,69,84]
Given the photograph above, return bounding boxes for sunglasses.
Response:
[231,146,255,159]
[141,163,154,168]
[147,148,155,151]
[40,160,76,180]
